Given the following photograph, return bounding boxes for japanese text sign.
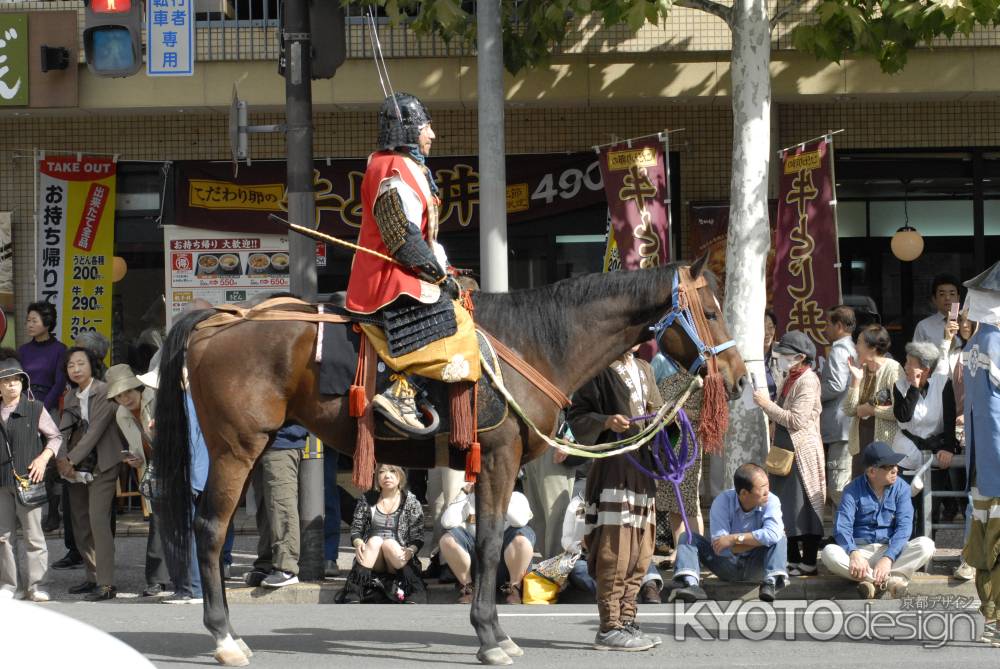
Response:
[147,0,193,76]
[597,137,671,269]
[37,155,116,349]
[772,138,842,351]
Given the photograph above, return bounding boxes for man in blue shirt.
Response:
[820,441,935,599]
[668,463,787,603]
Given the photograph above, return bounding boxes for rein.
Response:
[479,357,703,459]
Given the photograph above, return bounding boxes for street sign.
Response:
[147,0,194,77]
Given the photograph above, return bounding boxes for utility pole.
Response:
[476,0,508,292]
[282,0,323,581]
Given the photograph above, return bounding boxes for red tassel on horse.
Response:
[449,381,475,450]
[465,441,480,483]
[349,326,368,418]
[352,333,378,488]
[698,368,729,455]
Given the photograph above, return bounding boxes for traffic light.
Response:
[309,0,345,80]
[83,0,143,78]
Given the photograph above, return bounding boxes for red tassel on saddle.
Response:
[465,441,481,483]
[349,325,368,418]
[698,366,729,455]
[352,332,378,489]
[449,381,475,450]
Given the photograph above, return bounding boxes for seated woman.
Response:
[439,483,535,604]
[342,464,425,603]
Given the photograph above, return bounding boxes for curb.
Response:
[222,573,978,606]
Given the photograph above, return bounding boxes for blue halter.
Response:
[650,271,737,375]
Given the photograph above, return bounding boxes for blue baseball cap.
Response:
[862,441,905,468]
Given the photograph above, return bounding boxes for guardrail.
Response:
[906,452,967,542]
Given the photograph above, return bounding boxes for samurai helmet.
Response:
[377,92,432,151]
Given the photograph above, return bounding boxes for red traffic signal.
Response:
[83,0,143,78]
[90,0,133,12]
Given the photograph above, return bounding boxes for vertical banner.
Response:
[37,155,117,349]
[597,136,671,269]
[772,137,841,352]
[689,202,779,306]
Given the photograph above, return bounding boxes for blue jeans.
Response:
[672,533,787,585]
[323,452,341,561]
[448,525,536,585]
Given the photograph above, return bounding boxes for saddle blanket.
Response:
[317,311,507,440]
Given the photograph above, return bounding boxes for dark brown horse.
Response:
[152,257,747,667]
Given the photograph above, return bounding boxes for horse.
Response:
[152,256,747,667]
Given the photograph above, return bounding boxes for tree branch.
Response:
[770,0,811,30]
[675,0,733,26]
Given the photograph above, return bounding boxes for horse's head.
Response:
[655,255,748,398]
[653,256,749,453]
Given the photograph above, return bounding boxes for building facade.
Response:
[2,1,998,360]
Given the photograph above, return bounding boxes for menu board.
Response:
[164,224,290,327]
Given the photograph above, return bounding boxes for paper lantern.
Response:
[111,256,128,282]
[890,226,924,262]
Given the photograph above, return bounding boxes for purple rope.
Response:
[625,409,699,544]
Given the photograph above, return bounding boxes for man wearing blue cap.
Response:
[820,441,935,599]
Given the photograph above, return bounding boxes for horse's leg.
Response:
[197,449,259,667]
[471,438,520,666]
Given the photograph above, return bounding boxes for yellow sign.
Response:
[784,150,822,174]
[506,183,529,213]
[189,179,285,211]
[606,147,658,171]
[37,155,117,355]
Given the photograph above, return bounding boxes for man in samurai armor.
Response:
[345,92,480,432]
[960,260,1000,647]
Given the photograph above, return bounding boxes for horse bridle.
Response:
[650,268,736,375]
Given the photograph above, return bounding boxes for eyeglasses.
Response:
[877,465,899,472]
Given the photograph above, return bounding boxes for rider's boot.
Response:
[372,374,425,431]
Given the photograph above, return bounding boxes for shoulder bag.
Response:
[1,421,48,507]
[764,446,795,477]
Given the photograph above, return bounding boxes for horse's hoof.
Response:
[214,635,251,667]
[498,638,523,657]
[236,638,253,659]
[477,647,513,665]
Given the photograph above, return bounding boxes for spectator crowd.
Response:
[0,270,988,652]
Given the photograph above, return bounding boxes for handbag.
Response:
[1,422,48,507]
[764,445,795,477]
[139,461,161,501]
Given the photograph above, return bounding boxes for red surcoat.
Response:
[345,151,439,314]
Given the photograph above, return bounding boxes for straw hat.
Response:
[106,364,143,400]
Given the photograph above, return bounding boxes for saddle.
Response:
[314,307,508,440]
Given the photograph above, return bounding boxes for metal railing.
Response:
[907,453,967,542]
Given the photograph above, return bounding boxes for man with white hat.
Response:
[960,260,1000,646]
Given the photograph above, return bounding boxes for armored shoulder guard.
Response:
[373,188,445,283]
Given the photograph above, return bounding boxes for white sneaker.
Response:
[0,589,14,600]
[29,590,50,602]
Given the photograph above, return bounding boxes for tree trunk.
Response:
[720,0,772,489]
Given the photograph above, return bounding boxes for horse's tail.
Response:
[152,308,214,572]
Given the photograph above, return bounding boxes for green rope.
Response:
[479,354,703,460]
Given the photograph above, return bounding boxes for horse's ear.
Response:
[689,253,709,279]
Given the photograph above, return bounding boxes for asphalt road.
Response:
[25,598,999,669]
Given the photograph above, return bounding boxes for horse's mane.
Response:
[472,262,687,367]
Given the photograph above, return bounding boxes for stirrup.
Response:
[373,376,441,437]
